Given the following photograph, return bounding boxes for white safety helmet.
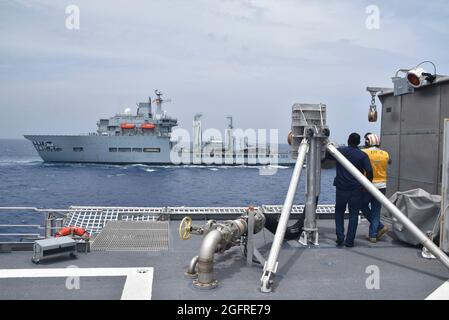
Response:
[366,134,380,147]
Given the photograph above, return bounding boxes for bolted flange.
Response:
[193,279,218,290]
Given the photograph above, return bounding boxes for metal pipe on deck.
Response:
[441,119,449,253]
[186,210,265,289]
[304,137,318,238]
[314,136,322,197]
[260,138,309,293]
[186,255,199,278]
[326,142,449,270]
[195,230,222,288]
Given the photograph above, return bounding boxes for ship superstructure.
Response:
[96,90,177,139]
[24,90,295,165]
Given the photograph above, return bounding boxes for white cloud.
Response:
[0,0,448,143]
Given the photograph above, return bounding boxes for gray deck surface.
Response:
[0,219,448,300]
[0,277,126,300]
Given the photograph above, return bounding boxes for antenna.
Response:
[153,90,172,105]
[226,116,233,129]
[153,89,172,116]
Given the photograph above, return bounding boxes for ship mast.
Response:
[225,116,234,154]
[153,89,171,119]
[193,114,203,164]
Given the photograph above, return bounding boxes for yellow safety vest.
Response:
[362,147,389,187]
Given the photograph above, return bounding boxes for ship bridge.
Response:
[96,90,177,137]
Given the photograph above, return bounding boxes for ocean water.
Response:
[0,139,336,230]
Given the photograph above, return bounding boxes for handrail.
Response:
[0,207,67,241]
[0,234,41,237]
[0,207,70,215]
[0,205,340,240]
[0,224,42,228]
[0,205,336,212]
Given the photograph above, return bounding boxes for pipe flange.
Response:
[184,271,198,279]
[302,227,318,232]
[193,279,218,290]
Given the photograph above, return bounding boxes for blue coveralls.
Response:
[333,146,373,246]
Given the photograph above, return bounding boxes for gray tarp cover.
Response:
[390,188,441,246]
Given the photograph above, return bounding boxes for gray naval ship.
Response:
[24,90,295,166]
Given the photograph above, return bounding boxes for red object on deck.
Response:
[55,226,90,238]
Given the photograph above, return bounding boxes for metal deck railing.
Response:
[0,207,69,247]
[65,205,340,234]
[0,204,338,248]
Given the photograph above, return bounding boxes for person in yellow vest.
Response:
[361,133,390,243]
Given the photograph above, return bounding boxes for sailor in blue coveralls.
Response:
[332,133,373,247]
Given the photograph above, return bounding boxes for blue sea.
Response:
[0,139,336,232]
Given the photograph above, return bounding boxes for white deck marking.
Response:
[426,281,449,300]
[0,267,153,300]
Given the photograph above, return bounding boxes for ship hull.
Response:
[24,135,173,164]
[24,135,296,166]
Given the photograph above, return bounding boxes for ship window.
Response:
[55,148,62,152]
[109,148,117,152]
[73,147,84,152]
[132,148,143,152]
[118,148,132,152]
[143,148,160,153]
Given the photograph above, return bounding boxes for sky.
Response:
[1,0,449,144]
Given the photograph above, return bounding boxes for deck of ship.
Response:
[0,219,448,300]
